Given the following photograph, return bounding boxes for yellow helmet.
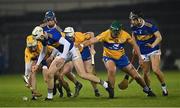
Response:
[26,35,38,48]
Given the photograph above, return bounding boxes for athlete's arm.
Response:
[151,31,162,47]
[86,32,96,55]
[131,33,138,55]
[146,24,162,48]
[24,50,32,75]
[36,45,47,65]
[128,36,143,65]
[25,62,31,76]
[80,37,99,48]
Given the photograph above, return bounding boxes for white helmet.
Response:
[32,26,44,40]
[64,27,75,37]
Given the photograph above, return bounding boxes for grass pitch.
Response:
[0,71,180,107]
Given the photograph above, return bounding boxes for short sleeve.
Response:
[123,31,132,40]
[96,31,107,42]
[150,25,158,33]
[122,30,133,43]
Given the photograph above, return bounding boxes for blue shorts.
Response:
[103,55,130,69]
[81,47,91,61]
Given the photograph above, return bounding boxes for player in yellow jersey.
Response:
[80,21,156,98]
[62,27,100,97]
[24,35,62,100]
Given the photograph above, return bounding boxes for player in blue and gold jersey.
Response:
[63,27,100,97]
[81,21,156,98]
[128,11,168,96]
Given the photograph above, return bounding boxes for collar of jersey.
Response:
[47,24,56,29]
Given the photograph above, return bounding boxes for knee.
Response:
[48,72,54,79]
[78,72,87,79]
[143,71,150,76]
[107,69,116,76]
[152,66,161,74]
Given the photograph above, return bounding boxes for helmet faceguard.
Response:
[26,36,38,51]
[44,10,56,22]
[64,27,75,37]
[32,26,46,40]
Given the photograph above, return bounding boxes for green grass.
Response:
[0,71,180,107]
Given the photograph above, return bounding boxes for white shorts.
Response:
[56,46,81,62]
[141,50,161,62]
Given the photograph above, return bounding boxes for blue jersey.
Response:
[42,25,73,52]
[131,20,160,54]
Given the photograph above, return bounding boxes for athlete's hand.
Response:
[32,65,39,73]
[146,43,154,48]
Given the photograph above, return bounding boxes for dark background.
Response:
[0,0,179,74]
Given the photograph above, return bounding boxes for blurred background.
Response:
[0,0,180,74]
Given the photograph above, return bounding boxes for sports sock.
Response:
[47,88,53,99]
[100,80,108,88]
[161,83,167,91]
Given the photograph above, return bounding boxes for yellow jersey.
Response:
[25,41,54,63]
[74,32,91,52]
[96,29,132,60]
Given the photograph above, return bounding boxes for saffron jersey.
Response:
[96,29,132,60]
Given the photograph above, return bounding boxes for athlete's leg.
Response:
[84,59,100,97]
[59,62,73,97]
[103,60,117,89]
[142,61,151,87]
[122,63,156,96]
[45,57,65,99]
[150,54,168,96]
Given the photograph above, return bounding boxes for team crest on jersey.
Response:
[113,44,120,50]
[138,29,143,34]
